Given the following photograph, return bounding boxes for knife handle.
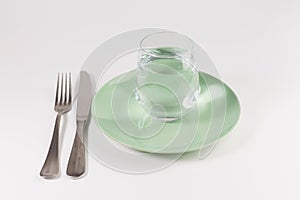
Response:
[66,121,86,178]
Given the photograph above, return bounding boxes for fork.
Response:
[40,73,72,179]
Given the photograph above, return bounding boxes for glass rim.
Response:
[139,31,195,59]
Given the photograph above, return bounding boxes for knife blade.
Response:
[66,71,93,178]
[76,71,93,120]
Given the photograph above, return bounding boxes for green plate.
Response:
[92,70,240,154]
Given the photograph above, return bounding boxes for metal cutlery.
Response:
[40,73,72,179]
[66,71,93,178]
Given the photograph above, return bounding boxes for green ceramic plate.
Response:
[92,70,240,154]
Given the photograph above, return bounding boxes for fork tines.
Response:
[55,73,72,107]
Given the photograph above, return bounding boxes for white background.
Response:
[1,0,299,199]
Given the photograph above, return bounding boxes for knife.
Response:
[66,71,93,178]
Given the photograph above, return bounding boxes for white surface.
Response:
[1,0,299,199]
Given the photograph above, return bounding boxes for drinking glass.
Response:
[136,31,200,121]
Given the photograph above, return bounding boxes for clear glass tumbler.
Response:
[136,31,200,122]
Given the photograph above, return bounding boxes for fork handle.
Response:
[40,114,61,179]
[66,120,86,178]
